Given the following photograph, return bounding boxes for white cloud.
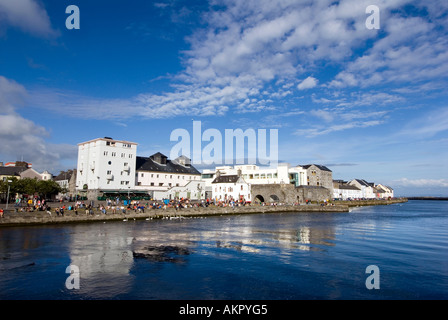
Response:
[398,107,448,138]
[394,178,448,188]
[297,77,318,90]
[294,120,383,138]
[0,76,76,172]
[0,0,59,38]
[19,0,448,124]
[328,10,448,88]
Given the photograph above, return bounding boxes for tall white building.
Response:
[76,137,138,200]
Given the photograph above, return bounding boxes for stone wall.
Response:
[251,184,332,204]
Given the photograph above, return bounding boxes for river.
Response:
[0,200,447,300]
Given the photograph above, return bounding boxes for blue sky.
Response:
[1,0,448,196]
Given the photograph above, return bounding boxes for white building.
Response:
[333,184,363,200]
[348,179,376,199]
[202,163,307,198]
[211,174,251,203]
[135,153,203,200]
[375,184,394,198]
[76,137,138,199]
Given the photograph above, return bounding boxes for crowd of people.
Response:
[2,195,327,218]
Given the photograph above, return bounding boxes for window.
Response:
[150,182,154,186]
[121,153,125,158]
[107,170,111,174]
[112,152,116,157]
[176,183,179,187]
[141,173,144,177]
[157,174,159,178]
[108,161,112,165]
[168,183,172,187]
[129,154,132,158]
[104,151,108,156]
[159,183,163,186]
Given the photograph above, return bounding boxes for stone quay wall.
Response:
[0,198,408,228]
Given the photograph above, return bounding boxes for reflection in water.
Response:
[68,224,135,299]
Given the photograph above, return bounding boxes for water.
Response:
[0,200,447,300]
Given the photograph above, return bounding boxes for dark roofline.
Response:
[136,156,201,175]
[212,175,241,184]
[300,164,332,172]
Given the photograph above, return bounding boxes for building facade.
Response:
[211,174,251,203]
[202,163,308,198]
[76,137,138,199]
[135,152,203,200]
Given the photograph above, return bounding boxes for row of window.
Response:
[105,141,132,148]
[104,151,133,158]
[215,185,245,192]
[139,173,199,180]
[242,173,278,179]
[137,182,181,187]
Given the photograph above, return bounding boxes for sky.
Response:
[0,0,447,197]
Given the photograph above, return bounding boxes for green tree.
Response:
[36,180,61,199]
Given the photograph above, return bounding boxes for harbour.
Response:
[1,199,446,300]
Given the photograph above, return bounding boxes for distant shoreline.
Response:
[406,197,448,201]
[0,198,408,228]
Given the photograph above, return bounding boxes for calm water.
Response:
[0,200,447,300]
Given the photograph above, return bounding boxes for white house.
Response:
[333,184,363,200]
[375,184,394,198]
[76,137,138,199]
[348,179,376,199]
[211,174,251,203]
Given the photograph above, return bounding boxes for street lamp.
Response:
[6,180,12,210]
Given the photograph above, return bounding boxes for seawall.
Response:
[0,198,408,228]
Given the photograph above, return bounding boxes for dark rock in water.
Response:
[133,245,191,263]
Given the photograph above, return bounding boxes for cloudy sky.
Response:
[0,0,447,196]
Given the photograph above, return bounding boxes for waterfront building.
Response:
[375,184,394,198]
[348,179,376,199]
[333,180,363,200]
[301,164,333,194]
[76,137,138,200]
[54,169,77,200]
[202,163,308,198]
[211,173,251,203]
[135,153,203,200]
[0,161,52,182]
